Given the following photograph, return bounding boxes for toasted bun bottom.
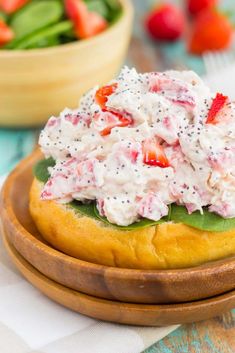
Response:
[29,178,235,269]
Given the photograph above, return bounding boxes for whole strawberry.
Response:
[145,3,185,41]
[188,9,233,54]
[187,0,217,16]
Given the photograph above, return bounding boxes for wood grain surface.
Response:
[3,231,235,327]
[144,311,235,353]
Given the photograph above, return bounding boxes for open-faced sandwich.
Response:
[30,67,235,269]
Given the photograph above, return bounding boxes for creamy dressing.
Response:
[39,67,235,226]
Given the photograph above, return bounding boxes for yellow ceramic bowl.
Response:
[0,0,133,127]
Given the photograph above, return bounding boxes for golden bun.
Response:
[29,178,235,269]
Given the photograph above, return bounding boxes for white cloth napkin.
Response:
[0,177,178,353]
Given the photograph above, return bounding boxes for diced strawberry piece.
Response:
[76,11,107,38]
[97,199,105,216]
[0,20,14,45]
[64,157,77,167]
[76,159,97,187]
[149,74,195,108]
[46,116,59,128]
[206,93,228,124]
[138,193,168,220]
[185,203,198,214]
[95,83,118,110]
[64,113,91,127]
[65,0,107,39]
[209,203,230,218]
[65,114,80,126]
[130,149,139,163]
[41,190,53,199]
[120,142,140,163]
[142,138,170,168]
[94,110,133,136]
[0,0,29,14]
[65,0,82,22]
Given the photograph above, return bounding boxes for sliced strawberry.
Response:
[95,83,118,110]
[93,110,132,136]
[0,19,14,45]
[65,0,107,39]
[77,11,107,38]
[0,0,29,14]
[206,93,228,124]
[142,138,170,168]
[97,199,105,216]
[100,113,132,136]
[65,0,82,22]
[138,193,168,220]
[64,113,91,126]
[129,149,139,163]
[121,142,140,163]
[46,116,59,128]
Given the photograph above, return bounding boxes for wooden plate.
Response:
[3,231,235,326]
[1,150,235,304]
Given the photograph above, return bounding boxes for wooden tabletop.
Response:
[0,0,234,352]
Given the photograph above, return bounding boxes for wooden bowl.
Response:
[0,0,133,127]
[1,150,235,304]
[3,232,235,326]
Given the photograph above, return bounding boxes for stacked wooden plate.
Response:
[1,151,235,326]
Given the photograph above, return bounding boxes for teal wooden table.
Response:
[0,1,235,352]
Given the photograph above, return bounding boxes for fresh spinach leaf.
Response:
[25,35,60,49]
[104,0,122,22]
[12,21,73,49]
[0,11,8,22]
[170,204,235,232]
[10,0,64,40]
[69,200,98,219]
[104,0,121,11]
[2,0,122,50]
[85,0,109,19]
[33,157,56,183]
